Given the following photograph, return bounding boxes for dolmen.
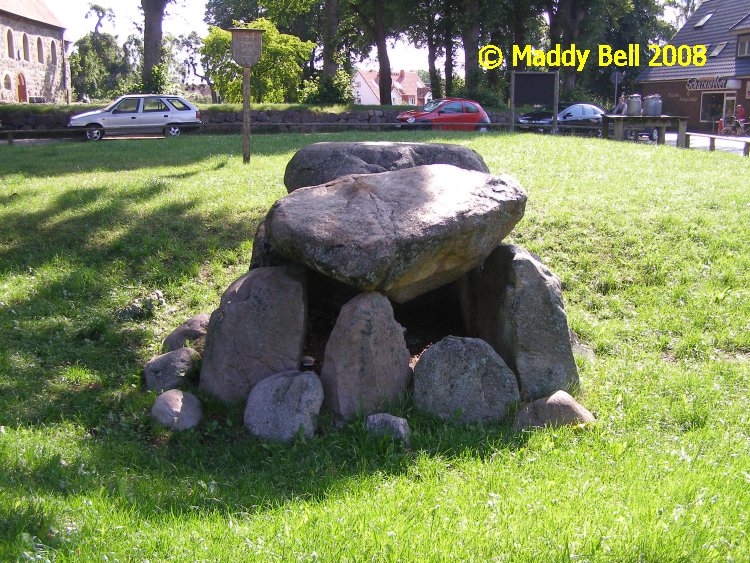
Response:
[148,141,594,441]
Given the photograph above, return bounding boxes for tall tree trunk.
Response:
[487,29,501,89]
[443,0,454,97]
[323,0,338,78]
[511,0,530,70]
[427,36,442,99]
[461,0,480,96]
[373,0,392,105]
[546,0,586,94]
[142,0,169,91]
[425,11,442,99]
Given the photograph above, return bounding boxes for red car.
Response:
[396,98,491,131]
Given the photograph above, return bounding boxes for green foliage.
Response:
[300,70,354,104]
[200,19,315,103]
[139,46,174,94]
[204,0,260,28]
[69,32,135,100]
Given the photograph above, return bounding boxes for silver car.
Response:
[68,94,203,141]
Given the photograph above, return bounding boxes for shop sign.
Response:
[686,77,728,91]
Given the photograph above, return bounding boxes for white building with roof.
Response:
[353,69,432,106]
[0,0,70,103]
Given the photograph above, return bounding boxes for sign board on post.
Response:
[511,71,560,134]
[229,28,264,164]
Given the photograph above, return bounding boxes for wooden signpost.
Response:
[229,28,264,164]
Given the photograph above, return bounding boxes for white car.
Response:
[68,94,203,141]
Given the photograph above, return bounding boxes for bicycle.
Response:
[718,116,750,136]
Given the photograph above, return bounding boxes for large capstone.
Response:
[267,164,526,303]
[413,336,520,424]
[199,266,307,403]
[284,141,490,192]
[459,244,579,401]
[320,292,411,420]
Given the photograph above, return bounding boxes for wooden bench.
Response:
[685,132,750,157]
[601,115,688,147]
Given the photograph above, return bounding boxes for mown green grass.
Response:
[1,131,749,561]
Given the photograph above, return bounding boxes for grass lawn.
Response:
[0,131,749,561]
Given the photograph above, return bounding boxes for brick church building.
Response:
[0,0,70,103]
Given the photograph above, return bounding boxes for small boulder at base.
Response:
[512,390,595,431]
[366,413,412,447]
[199,266,307,403]
[459,244,579,401]
[284,141,490,192]
[413,336,520,424]
[244,370,324,442]
[267,164,526,303]
[162,313,210,353]
[320,292,411,420]
[151,390,203,431]
[143,347,199,392]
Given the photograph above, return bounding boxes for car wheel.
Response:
[165,125,181,138]
[85,127,103,141]
[476,124,489,132]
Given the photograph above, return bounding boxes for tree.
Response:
[579,0,674,102]
[200,19,315,103]
[204,0,260,28]
[180,32,219,102]
[322,0,339,79]
[544,0,632,94]
[70,4,134,99]
[85,3,115,34]
[664,0,702,27]
[349,0,397,105]
[141,0,173,92]
[403,0,444,99]
[461,0,481,97]
[441,0,457,96]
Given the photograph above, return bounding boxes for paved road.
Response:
[664,132,748,157]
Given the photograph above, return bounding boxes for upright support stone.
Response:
[320,292,411,420]
[459,244,579,401]
[199,266,307,403]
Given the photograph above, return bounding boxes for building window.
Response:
[739,35,750,57]
[709,42,727,57]
[37,37,43,63]
[6,29,13,59]
[700,91,735,122]
[50,40,57,65]
[3,74,11,90]
[694,12,713,28]
[22,33,29,61]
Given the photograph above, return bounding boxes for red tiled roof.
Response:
[0,0,64,29]
[356,69,426,103]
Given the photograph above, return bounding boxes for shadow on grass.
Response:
[0,168,261,427]
[0,400,527,528]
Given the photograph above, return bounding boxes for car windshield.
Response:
[102,98,124,111]
[419,100,442,112]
